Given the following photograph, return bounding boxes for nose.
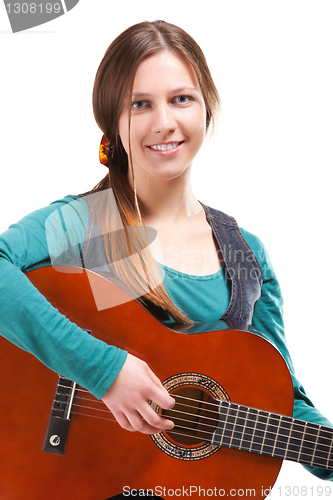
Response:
[151,103,177,134]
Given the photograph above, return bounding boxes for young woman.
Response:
[0,19,332,489]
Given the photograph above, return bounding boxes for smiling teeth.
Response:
[150,142,180,151]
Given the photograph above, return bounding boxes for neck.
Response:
[131,168,202,225]
[210,400,333,471]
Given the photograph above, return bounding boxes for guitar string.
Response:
[60,385,223,412]
[61,385,223,411]
[70,401,219,432]
[60,392,220,423]
[61,385,222,413]
[56,389,333,455]
[66,389,221,415]
[57,397,333,459]
[67,408,332,469]
[56,394,333,457]
[64,383,333,465]
[58,386,224,418]
[71,398,333,457]
[56,385,333,458]
[60,387,328,438]
[165,429,333,469]
[174,404,333,456]
[62,384,333,437]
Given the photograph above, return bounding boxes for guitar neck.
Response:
[211,401,333,471]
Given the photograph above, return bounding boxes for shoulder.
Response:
[41,195,89,262]
[12,194,89,230]
[203,203,268,264]
[239,227,278,286]
[15,194,89,257]
[202,202,270,267]
[239,227,265,261]
[0,195,89,271]
[46,194,89,229]
[48,194,89,220]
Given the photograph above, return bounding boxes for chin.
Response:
[155,170,188,182]
[149,163,191,181]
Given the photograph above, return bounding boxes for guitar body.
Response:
[0,266,294,500]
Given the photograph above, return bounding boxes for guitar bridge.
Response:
[42,376,78,455]
[42,328,91,455]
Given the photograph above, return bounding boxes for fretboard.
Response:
[211,401,333,471]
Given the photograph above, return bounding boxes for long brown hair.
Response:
[91,20,221,324]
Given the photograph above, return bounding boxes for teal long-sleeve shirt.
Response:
[0,195,128,399]
[0,194,332,480]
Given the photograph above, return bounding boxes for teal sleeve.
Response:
[0,196,127,399]
[240,228,333,481]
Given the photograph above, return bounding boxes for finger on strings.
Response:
[139,403,175,431]
[126,409,169,435]
[148,383,175,412]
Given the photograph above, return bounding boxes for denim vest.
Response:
[80,202,262,327]
[201,204,262,326]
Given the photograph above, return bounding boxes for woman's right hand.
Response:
[101,353,175,434]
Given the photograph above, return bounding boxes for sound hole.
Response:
[162,386,218,446]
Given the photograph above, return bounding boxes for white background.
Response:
[0,1,332,497]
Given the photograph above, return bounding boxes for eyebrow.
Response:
[131,86,200,98]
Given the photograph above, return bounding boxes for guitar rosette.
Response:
[150,372,230,461]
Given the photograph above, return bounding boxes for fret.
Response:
[237,407,257,452]
[284,419,304,462]
[249,410,269,454]
[227,404,253,450]
[220,404,238,448]
[213,400,333,471]
[238,407,250,450]
[261,413,281,456]
[211,400,230,446]
[327,431,333,470]
[271,413,282,456]
[309,424,321,467]
[297,421,308,463]
[297,421,319,466]
[259,414,270,455]
[309,425,333,469]
[228,404,244,448]
[317,427,333,469]
[272,415,292,459]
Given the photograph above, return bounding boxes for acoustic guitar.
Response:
[0,266,332,500]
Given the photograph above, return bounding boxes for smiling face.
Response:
[118,50,207,185]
